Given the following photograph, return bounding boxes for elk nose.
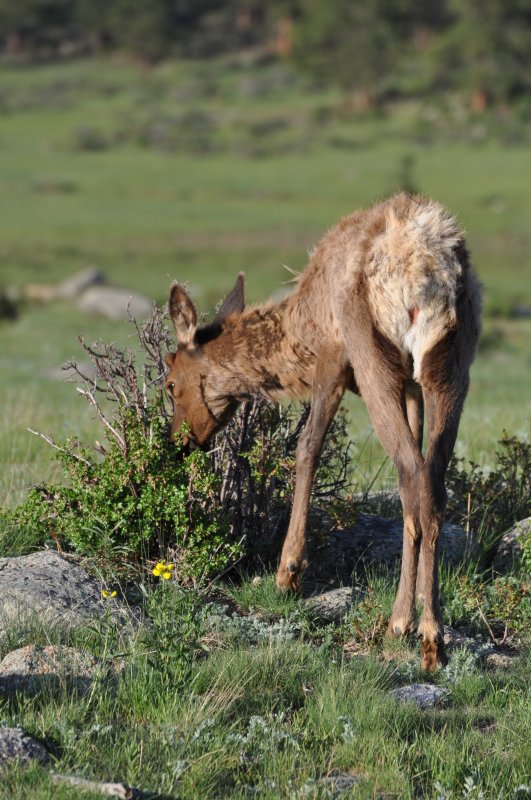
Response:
[179,433,200,454]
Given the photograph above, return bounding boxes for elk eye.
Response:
[167,382,175,393]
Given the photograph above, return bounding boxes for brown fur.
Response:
[165,193,482,670]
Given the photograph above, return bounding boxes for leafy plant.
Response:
[347,584,387,647]
[445,434,531,565]
[2,305,353,581]
[141,581,203,689]
[446,574,530,645]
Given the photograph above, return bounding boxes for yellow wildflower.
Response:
[102,590,117,599]
[152,560,175,578]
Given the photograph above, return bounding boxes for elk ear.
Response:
[169,283,197,347]
[215,272,245,322]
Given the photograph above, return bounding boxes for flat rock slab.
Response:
[0,550,134,632]
[0,645,106,697]
[0,727,49,771]
[308,514,469,583]
[389,684,450,710]
[303,587,357,624]
[77,286,152,320]
[55,268,105,300]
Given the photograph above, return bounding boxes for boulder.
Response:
[77,286,152,320]
[0,727,49,772]
[55,268,105,299]
[0,550,135,632]
[0,645,107,697]
[308,514,469,583]
[492,517,530,573]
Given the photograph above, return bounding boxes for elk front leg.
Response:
[276,347,348,592]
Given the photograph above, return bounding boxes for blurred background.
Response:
[0,0,530,504]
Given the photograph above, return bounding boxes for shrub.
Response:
[445,573,530,644]
[445,435,531,566]
[3,305,352,582]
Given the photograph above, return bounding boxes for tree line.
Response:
[1,0,531,109]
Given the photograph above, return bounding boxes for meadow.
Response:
[1,56,530,503]
[0,56,529,799]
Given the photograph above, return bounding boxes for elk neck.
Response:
[201,295,320,404]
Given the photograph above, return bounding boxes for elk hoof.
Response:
[275,559,304,593]
[420,636,448,671]
[386,617,416,639]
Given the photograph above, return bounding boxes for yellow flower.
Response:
[152,560,175,578]
[102,590,117,599]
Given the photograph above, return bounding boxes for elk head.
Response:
[165,274,245,450]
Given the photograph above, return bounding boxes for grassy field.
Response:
[0,56,529,799]
[0,56,530,505]
[0,570,530,800]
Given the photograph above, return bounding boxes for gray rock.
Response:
[389,683,450,709]
[0,727,49,771]
[55,268,105,299]
[0,550,134,632]
[303,587,357,624]
[443,625,469,650]
[492,517,530,573]
[443,626,494,657]
[320,772,364,796]
[483,652,516,670]
[0,645,104,697]
[309,513,469,583]
[77,286,152,320]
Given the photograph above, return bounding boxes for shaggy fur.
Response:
[165,192,482,670]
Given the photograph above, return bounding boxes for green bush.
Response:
[1,305,353,582]
[7,410,235,581]
[445,434,531,566]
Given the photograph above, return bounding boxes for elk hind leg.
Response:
[417,382,466,671]
[387,381,424,638]
[344,341,424,638]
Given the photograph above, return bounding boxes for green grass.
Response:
[0,570,529,799]
[1,57,530,505]
[0,58,529,795]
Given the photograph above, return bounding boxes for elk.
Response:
[164,193,481,670]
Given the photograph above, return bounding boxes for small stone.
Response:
[483,652,515,670]
[0,727,49,771]
[304,587,355,624]
[320,772,364,796]
[389,683,450,709]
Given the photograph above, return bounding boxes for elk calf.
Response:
[165,193,481,670]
